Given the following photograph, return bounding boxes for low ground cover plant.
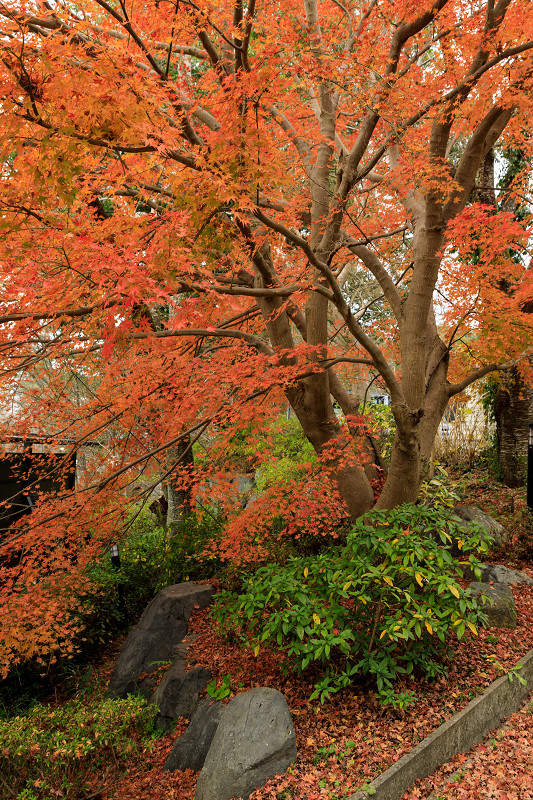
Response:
[212,505,491,705]
[0,695,156,799]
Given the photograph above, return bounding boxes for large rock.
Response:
[195,688,297,800]
[469,582,518,629]
[163,698,225,773]
[462,563,533,585]
[152,661,211,731]
[107,582,215,699]
[453,505,506,546]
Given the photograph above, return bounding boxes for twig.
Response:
[0,773,14,796]
[368,601,383,654]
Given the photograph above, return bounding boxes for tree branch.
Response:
[341,237,403,321]
[448,353,532,397]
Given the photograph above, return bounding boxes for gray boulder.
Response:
[462,563,533,585]
[195,688,297,800]
[107,582,215,699]
[453,505,506,546]
[152,662,212,731]
[469,582,518,629]
[163,698,225,772]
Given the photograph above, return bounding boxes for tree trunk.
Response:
[163,437,194,533]
[251,240,375,519]
[286,381,375,518]
[491,149,532,488]
[374,425,420,509]
[494,367,533,488]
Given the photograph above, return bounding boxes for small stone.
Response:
[152,664,211,732]
[163,698,225,772]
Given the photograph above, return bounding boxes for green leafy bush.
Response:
[418,463,460,508]
[77,508,221,646]
[221,415,317,492]
[212,505,490,704]
[254,418,317,491]
[0,695,156,799]
[364,401,395,464]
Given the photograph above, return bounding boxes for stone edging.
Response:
[347,647,533,800]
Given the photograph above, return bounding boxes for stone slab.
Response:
[452,505,506,545]
[195,687,297,800]
[153,664,211,731]
[348,647,533,800]
[462,563,533,585]
[163,698,225,772]
[107,582,215,698]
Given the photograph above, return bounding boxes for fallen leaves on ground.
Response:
[404,693,533,800]
[102,478,533,800]
[103,574,533,800]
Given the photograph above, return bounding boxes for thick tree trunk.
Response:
[490,149,532,489]
[336,461,376,518]
[286,381,375,518]
[250,239,375,519]
[376,384,452,509]
[373,192,449,509]
[374,425,421,508]
[494,367,533,488]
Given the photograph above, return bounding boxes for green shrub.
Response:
[364,401,395,463]
[212,505,490,705]
[254,418,317,491]
[214,415,317,489]
[418,463,460,508]
[0,695,156,799]
[77,508,221,646]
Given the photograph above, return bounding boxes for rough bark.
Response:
[374,425,421,509]
[286,380,375,516]
[494,367,533,488]
[490,147,532,488]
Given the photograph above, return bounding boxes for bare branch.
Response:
[342,236,403,321]
[448,353,533,396]
[443,106,513,220]
[0,303,116,325]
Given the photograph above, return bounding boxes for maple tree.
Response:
[1,0,533,668]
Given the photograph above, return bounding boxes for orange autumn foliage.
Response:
[0,0,533,671]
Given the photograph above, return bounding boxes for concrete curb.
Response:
[348,647,533,800]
